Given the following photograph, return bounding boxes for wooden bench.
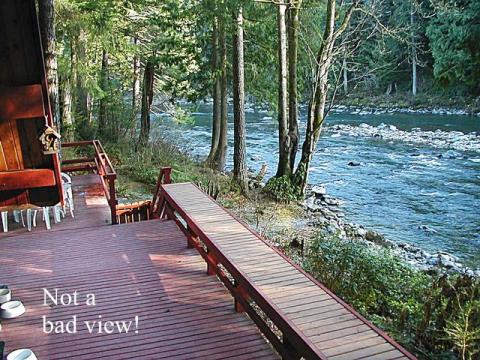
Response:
[0,169,56,191]
[160,183,415,360]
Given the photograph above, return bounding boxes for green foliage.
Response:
[445,298,480,360]
[304,235,429,321]
[107,137,231,196]
[303,234,480,359]
[54,0,480,149]
[426,0,480,93]
[421,276,480,359]
[263,175,301,203]
[171,106,194,125]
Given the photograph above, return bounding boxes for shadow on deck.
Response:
[0,174,278,359]
[1,172,415,360]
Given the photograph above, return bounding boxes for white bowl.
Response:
[1,300,26,319]
[0,288,11,303]
[7,349,38,360]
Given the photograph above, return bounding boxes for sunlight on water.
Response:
[155,104,480,267]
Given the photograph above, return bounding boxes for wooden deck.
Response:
[1,174,111,237]
[0,175,278,359]
[161,183,415,360]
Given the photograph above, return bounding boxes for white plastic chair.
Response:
[13,210,24,226]
[41,207,51,230]
[1,211,7,232]
[13,207,49,231]
[0,173,73,233]
[61,173,74,218]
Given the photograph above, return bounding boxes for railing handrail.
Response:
[93,140,116,177]
[150,167,172,217]
[158,182,417,360]
[61,140,118,224]
[159,183,327,360]
[62,140,96,147]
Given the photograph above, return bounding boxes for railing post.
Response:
[186,225,195,249]
[233,281,248,313]
[109,176,117,225]
[163,202,175,220]
[206,250,218,276]
[150,167,172,218]
[163,167,172,184]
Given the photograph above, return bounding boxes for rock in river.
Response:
[418,225,438,234]
[311,185,327,196]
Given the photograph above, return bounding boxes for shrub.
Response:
[263,175,301,203]
[302,233,480,359]
[303,235,429,323]
[107,137,231,196]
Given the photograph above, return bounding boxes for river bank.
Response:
[115,138,479,277]
[335,93,480,116]
[332,104,480,116]
[301,184,480,276]
[225,173,480,278]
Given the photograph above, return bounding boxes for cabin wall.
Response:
[0,0,62,207]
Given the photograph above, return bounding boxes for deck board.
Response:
[162,182,412,360]
[0,176,278,359]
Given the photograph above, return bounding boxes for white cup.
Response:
[0,288,11,304]
[1,300,26,319]
[7,349,38,360]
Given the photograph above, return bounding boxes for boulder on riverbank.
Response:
[303,184,478,277]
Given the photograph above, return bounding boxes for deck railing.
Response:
[158,185,326,360]
[115,167,172,224]
[62,140,117,224]
[150,167,172,217]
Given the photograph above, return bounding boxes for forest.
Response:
[37,0,480,359]
[41,0,480,196]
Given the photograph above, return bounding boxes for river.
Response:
[155,103,480,267]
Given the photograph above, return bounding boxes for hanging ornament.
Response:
[38,115,61,155]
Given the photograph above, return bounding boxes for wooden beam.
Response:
[0,84,45,120]
[0,169,56,191]
[61,164,95,173]
[62,141,95,147]
[61,157,95,165]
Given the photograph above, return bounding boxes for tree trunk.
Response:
[132,37,141,133]
[206,13,222,167]
[212,18,228,171]
[232,7,248,193]
[276,0,289,177]
[59,39,75,141]
[343,56,348,94]
[139,57,155,145]
[287,1,301,173]
[410,3,417,96]
[38,0,60,129]
[98,49,109,138]
[60,75,73,141]
[76,28,89,130]
[294,0,338,195]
